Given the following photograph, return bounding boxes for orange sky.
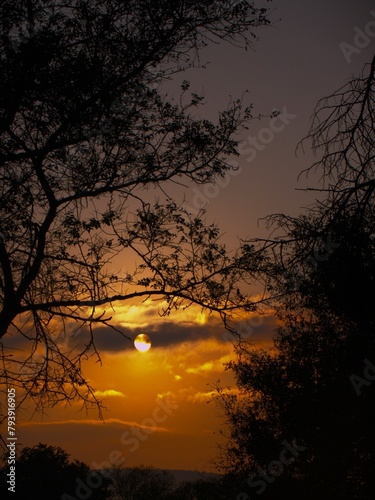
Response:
[12,302,277,471]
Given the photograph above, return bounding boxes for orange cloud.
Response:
[93,389,127,398]
[18,418,172,433]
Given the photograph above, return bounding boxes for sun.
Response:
[134,333,152,352]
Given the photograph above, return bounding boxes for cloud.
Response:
[93,389,126,398]
[71,312,278,354]
[18,418,171,433]
[186,361,214,374]
[154,382,245,406]
[186,391,215,403]
[70,316,223,353]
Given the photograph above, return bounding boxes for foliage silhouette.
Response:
[0,0,272,413]
[108,465,234,500]
[215,57,375,499]
[169,473,231,500]
[0,442,111,499]
[108,464,175,500]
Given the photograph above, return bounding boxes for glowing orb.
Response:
[134,333,152,352]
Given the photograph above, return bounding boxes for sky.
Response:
[4,0,375,474]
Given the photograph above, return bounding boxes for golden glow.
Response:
[134,333,152,352]
[16,305,276,471]
[111,300,211,329]
[93,389,126,398]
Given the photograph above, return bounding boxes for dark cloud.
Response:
[70,320,221,352]
[1,312,278,355]
[1,331,31,350]
[68,314,278,353]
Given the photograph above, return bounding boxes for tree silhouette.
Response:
[108,464,175,500]
[169,474,230,500]
[0,0,271,412]
[0,442,111,499]
[215,57,375,499]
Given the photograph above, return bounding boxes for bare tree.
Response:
[214,57,375,499]
[252,55,375,298]
[0,0,271,414]
[108,464,174,500]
